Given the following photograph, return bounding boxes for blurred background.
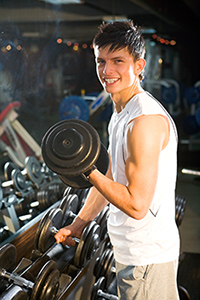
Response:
[0,0,200,169]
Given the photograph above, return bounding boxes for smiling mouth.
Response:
[104,78,119,84]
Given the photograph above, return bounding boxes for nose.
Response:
[103,61,113,75]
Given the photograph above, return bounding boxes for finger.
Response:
[54,229,69,243]
[62,236,76,247]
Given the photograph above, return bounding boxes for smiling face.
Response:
[94,45,145,109]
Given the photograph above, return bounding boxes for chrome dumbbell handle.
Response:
[98,289,119,300]
[0,268,34,289]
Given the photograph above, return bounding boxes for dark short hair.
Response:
[93,20,145,80]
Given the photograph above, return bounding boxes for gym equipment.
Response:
[2,169,30,197]
[0,243,60,300]
[94,248,115,287]
[0,102,42,168]
[91,277,118,300]
[59,95,90,121]
[0,243,17,272]
[34,193,78,251]
[184,86,200,106]
[181,115,200,135]
[195,106,200,127]
[96,205,109,241]
[59,193,79,227]
[178,286,191,300]
[0,285,28,300]
[34,204,100,267]
[41,119,109,189]
[175,195,187,227]
[145,79,181,116]
[4,156,46,189]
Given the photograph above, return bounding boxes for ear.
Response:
[135,58,146,76]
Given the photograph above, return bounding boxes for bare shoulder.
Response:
[127,114,169,150]
[130,114,169,129]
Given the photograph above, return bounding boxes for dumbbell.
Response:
[94,248,116,287]
[41,119,109,189]
[175,195,186,227]
[4,157,45,189]
[91,277,118,300]
[0,243,60,300]
[34,191,78,251]
[95,205,109,241]
[35,195,100,267]
[2,168,31,197]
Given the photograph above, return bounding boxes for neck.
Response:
[112,82,144,113]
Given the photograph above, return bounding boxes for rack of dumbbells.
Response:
[0,156,65,246]
[0,170,110,299]
[0,118,111,299]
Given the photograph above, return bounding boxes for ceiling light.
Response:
[40,0,82,4]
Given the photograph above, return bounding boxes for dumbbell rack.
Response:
[0,191,108,300]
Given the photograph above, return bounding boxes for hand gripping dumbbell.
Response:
[34,194,100,268]
[94,248,116,288]
[0,243,60,300]
[91,277,118,300]
[34,192,79,251]
[41,119,109,189]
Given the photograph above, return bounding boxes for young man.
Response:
[55,21,180,300]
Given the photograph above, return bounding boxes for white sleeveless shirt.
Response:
[107,92,180,266]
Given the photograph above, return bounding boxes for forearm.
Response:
[73,185,109,230]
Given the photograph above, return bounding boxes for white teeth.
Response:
[105,78,118,83]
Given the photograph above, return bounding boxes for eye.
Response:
[97,59,105,65]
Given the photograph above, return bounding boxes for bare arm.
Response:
[54,154,112,245]
[87,115,169,220]
[55,114,169,244]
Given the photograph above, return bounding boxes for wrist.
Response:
[83,165,97,181]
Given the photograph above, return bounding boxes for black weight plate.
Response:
[0,243,17,271]
[58,142,109,189]
[4,162,19,181]
[59,194,79,226]
[35,207,55,249]
[93,257,101,278]
[12,289,28,300]
[0,285,28,300]
[104,249,114,279]
[41,119,100,176]
[39,268,60,300]
[95,248,109,279]
[73,221,94,267]
[30,260,57,300]
[91,277,106,300]
[84,223,100,261]
[38,208,62,253]
[74,221,100,267]
[25,156,43,186]
[96,206,109,240]
[62,186,72,198]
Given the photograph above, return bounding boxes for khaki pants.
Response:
[115,260,180,300]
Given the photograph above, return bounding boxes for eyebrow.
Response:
[96,55,126,61]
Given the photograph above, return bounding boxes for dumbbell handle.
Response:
[97,289,119,300]
[0,268,34,289]
[51,226,80,244]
